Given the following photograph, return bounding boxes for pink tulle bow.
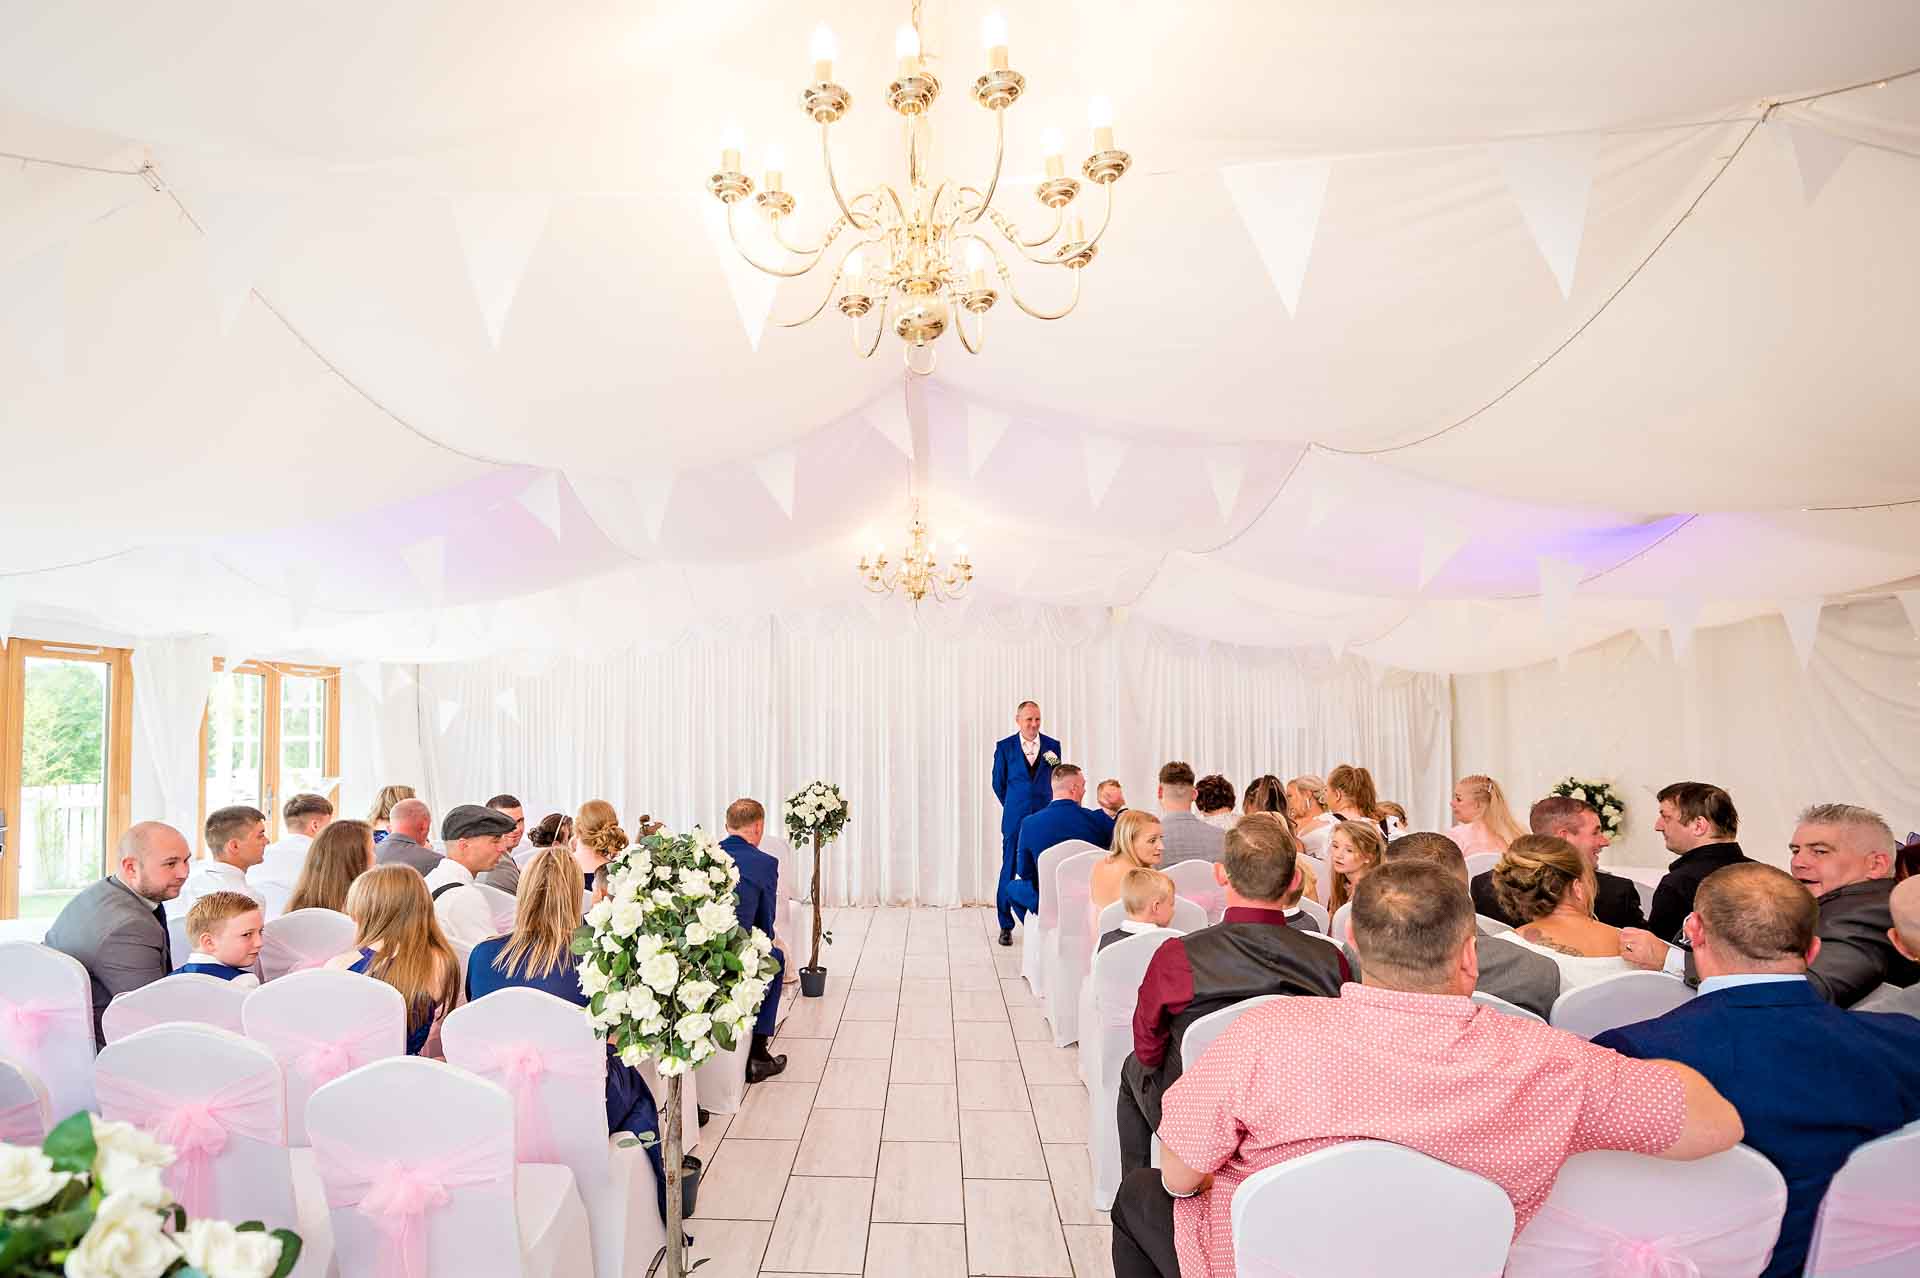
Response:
[315,1132,512,1278]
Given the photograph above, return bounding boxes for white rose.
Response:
[689,1038,715,1063]
[63,1191,179,1278]
[654,866,672,881]
[0,1144,71,1210]
[639,1014,667,1035]
[678,870,712,899]
[1603,804,1621,817]
[90,1117,173,1208]
[729,1013,753,1042]
[1571,787,1588,801]
[632,933,665,961]
[585,898,615,929]
[708,866,729,886]
[678,979,717,1011]
[657,1055,689,1076]
[578,960,611,996]
[175,1218,284,1278]
[750,928,774,956]
[630,989,662,1021]
[696,901,736,935]
[602,989,631,1017]
[600,934,623,954]
[685,922,711,946]
[674,1012,713,1045]
[651,888,675,907]
[640,952,680,993]
[610,900,646,937]
[619,1043,647,1066]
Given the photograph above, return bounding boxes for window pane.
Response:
[205,671,266,822]
[280,676,329,798]
[19,657,109,920]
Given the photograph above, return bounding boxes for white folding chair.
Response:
[1170,896,1208,933]
[1805,1116,1920,1276]
[0,941,96,1118]
[307,1056,592,1278]
[1297,853,1330,904]
[1044,849,1101,1046]
[691,1033,750,1116]
[1510,1145,1786,1276]
[166,911,192,969]
[102,973,250,1043]
[1026,839,1098,997]
[1476,913,1513,935]
[444,987,664,1278]
[1633,878,1657,917]
[1231,1141,1514,1276]
[260,908,358,983]
[475,883,519,934]
[0,1057,52,1145]
[1179,995,1280,1073]
[1294,897,1330,930]
[96,1024,334,1277]
[1549,971,1693,1040]
[255,879,295,923]
[1331,902,1353,946]
[1464,852,1501,880]
[1084,929,1178,1210]
[1166,860,1224,922]
[1095,900,1125,935]
[243,969,407,1145]
[1470,990,1545,1023]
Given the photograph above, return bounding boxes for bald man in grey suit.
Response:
[46,822,193,1044]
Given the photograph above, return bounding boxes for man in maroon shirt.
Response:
[1117,813,1348,1174]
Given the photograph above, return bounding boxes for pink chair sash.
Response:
[1810,1192,1920,1268]
[1243,1262,1502,1278]
[313,1130,512,1278]
[0,1096,49,1145]
[1514,1197,1788,1277]
[95,1069,283,1216]
[463,1040,603,1162]
[0,999,85,1053]
[257,1017,399,1089]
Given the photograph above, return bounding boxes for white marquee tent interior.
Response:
[3,0,1919,902]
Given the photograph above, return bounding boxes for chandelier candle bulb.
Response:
[719,124,745,174]
[1041,126,1065,178]
[895,24,920,74]
[810,24,837,83]
[1089,96,1115,152]
[764,143,786,191]
[983,11,1009,69]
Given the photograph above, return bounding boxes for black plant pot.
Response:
[799,966,829,999]
[680,1153,703,1219]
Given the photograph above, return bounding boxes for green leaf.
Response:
[37,1202,96,1247]
[269,1229,304,1278]
[612,950,631,976]
[570,927,596,955]
[171,1204,187,1231]
[590,992,607,1016]
[41,1111,95,1174]
[721,950,742,972]
[0,1222,50,1270]
[175,1267,212,1278]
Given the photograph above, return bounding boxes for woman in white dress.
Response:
[1285,775,1334,854]
[1491,834,1632,992]
[1445,774,1526,859]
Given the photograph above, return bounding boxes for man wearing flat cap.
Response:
[425,804,516,948]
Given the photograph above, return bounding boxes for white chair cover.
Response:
[96,1023,334,1277]
[167,911,192,969]
[637,1058,700,1150]
[1231,1140,1515,1277]
[1632,879,1656,916]
[1330,903,1353,946]
[243,969,408,1145]
[1294,898,1330,930]
[308,1056,592,1278]
[692,1033,750,1116]
[1476,913,1513,935]
[1179,995,1280,1074]
[1297,854,1331,904]
[257,879,295,923]
[474,884,519,934]
[1170,896,1208,933]
[1805,1116,1920,1276]
[260,908,358,983]
[1464,852,1501,880]
[761,834,797,968]
[1027,839,1099,997]
[443,987,664,1278]
[1166,860,1225,922]
[1470,990,1544,1023]
[102,973,250,1043]
[1549,971,1694,1040]
[1085,929,1179,1211]
[1044,849,1101,1046]
[1509,1145,1787,1277]
[0,941,96,1118]
[0,1057,52,1145]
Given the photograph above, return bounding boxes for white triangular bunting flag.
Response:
[284,566,316,631]
[865,397,914,459]
[1898,590,1920,638]
[701,200,779,351]
[1493,136,1599,298]
[448,192,553,347]
[202,190,292,335]
[1537,556,1582,634]
[437,699,459,734]
[966,403,1010,476]
[1634,626,1665,662]
[1779,598,1823,669]
[350,662,385,704]
[1204,448,1244,520]
[1775,119,1854,206]
[1305,485,1335,530]
[1417,523,1469,590]
[1082,433,1127,508]
[1665,596,1702,662]
[0,245,66,379]
[313,775,341,796]
[514,471,565,541]
[754,448,797,518]
[1219,159,1331,316]
[495,687,519,722]
[632,470,676,543]
[401,536,448,604]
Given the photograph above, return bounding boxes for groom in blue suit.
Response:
[719,798,789,1084]
[992,700,1061,945]
[1596,863,1920,1278]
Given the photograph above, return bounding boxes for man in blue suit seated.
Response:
[1004,764,1113,926]
[1596,863,1920,1278]
[719,798,789,1083]
[992,700,1061,946]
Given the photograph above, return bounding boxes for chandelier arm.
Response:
[854,292,892,358]
[821,122,881,232]
[982,211,1075,264]
[956,106,1007,227]
[1080,180,1118,251]
[993,245,1082,321]
[726,201,833,278]
[952,293,985,355]
[770,210,851,257]
[778,237,892,329]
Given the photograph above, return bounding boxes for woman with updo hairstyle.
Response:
[1195,774,1238,832]
[1446,774,1526,857]
[1285,775,1334,860]
[572,799,629,901]
[1091,809,1166,910]
[1242,775,1288,822]
[1492,834,1631,991]
[286,819,376,914]
[1325,818,1385,915]
[526,812,574,853]
[1327,764,1396,841]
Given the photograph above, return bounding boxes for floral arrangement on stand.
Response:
[783,781,849,991]
[0,1113,301,1278]
[573,825,780,1278]
[1549,776,1626,841]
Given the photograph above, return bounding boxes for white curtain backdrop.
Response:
[128,636,216,850]
[1452,595,1920,874]
[412,606,1452,906]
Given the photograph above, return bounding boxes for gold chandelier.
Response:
[857,502,973,604]
[705,1,1131,375]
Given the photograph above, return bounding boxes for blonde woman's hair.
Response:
[1109,810,1163,869]
[1121,868,1175,918]
[1288,858,1317,908]
[575,800,629,861]
[1326,765,1381,819]
[1327,818,1386,914]
[1287,775,1329,815]
[495,849,585,982]
[366,784,416,824]
[1492,834,1593,924]
[287,819,375,914]
[344,864,460,1035]
[1458,774,1525,847]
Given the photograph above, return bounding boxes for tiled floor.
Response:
[687,907,1112,1278]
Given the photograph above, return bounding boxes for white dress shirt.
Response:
[249,833,312,898]
[179,858,267,913]
[424,859,494,949]
[1021,733,1039,765]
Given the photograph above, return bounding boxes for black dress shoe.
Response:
[698,1107,712,1127]
[746,1052,788,1083]
[998,928,1013,946]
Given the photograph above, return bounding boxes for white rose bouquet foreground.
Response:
[0,1113,300,1278]
[783,781,849,994]
[573,825,779,1278]
[1550,776,1626,841]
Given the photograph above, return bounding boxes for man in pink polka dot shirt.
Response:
[1110,859,1745,1278]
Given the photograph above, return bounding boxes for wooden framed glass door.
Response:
[199,659,341,845]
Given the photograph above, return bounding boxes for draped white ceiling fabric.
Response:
[3,2,1920,675]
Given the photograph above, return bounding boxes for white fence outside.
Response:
[17,783,106,894]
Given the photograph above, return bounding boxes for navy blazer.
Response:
[719,834,780,942]
[1596,978,1920,1278]
[1014,799,1113,895]
[992,733,1061,834]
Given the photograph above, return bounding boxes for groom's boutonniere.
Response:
[1042,751,1059,767]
